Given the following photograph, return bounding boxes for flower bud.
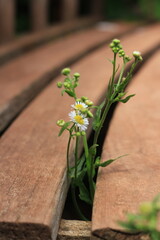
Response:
[57,119,65,127]
[81,131,86,136]
[113,39,120,45]
[81,109,88,114]
[139,202,153,215]
[74,72,80,78]
[57,82,63,88]
[64,82,71,88]
[76,132,81,137]
[87,111,93,118]
[109,42,114,48]
[133,51,141,58]
[76,98,81,102]
[85,100,93,106]
[81,96,88,101]
[61,68,71,76]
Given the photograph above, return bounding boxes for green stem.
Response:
[74,134,79,180]
[83,134,95,201]
[67,134,72,173]
[93,100,111,145]
[71,183,88,221]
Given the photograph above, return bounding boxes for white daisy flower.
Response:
[69,111,89,131]
[71,101,88,111]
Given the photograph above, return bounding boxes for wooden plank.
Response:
[92,50,160,239]
[57,219,100,240]
[0,22,136,134]
[0,24,160,239]
[0,17,99,66]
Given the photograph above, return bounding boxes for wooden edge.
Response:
[93,228,150,240]
[57,219,100,240]
[0,222,52,240]
[0,17,99,66]
[0,22,139,135]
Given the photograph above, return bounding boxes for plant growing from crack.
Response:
[56,39,142,220]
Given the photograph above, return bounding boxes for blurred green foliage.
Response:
[103,0,160,20]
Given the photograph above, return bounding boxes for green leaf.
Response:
[78,181,92,205]
[119,94,135,103]
[96,154,128,167]
[89,144,98,157]
[64,89,76,97]
[58,121,71,136]
[92,100,105,131]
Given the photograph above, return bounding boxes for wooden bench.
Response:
[0,23,160,240]
[0,21,135,135]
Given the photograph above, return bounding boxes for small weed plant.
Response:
[57,39,142,220]
[119,194,160,240]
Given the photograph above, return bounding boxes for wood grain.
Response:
[0,24,160,240]
[92,50,160,239]
[0,22,135,134]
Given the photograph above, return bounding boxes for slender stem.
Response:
[74,134,79,180]
[67,134,72,173]
[117,61,126,87]
[71,183,88,221]
[83,134,95,201]
[93,100,111,145]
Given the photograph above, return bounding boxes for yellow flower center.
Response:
[75,104,84,110]
[74,115,84,125]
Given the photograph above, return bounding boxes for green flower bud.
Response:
[140,202,153,215]
[76,98,81,102]
[74,72,80,78]
[81,109,88,114]
[61,68,71,76]
[57,119,65,127]
[113,39,120,45]
[57,82,63,88]
[87,110,93,118]
[133,51,141,58]
[64,82,71,88]
[85,100,93,106]
[81,131,86,136]
[109,42,114,48]
[81,96,88,101]
[76,132,81,137]
[124,55,131,62]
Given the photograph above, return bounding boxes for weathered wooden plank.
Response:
[0,24,160,240]
[0,22,135,134]
[61,0,79,21]
[0,17,99,66]
[92,50,160,239]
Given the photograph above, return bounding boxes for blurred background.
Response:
[0,0,160,43]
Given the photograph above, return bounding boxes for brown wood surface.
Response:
[92,50,160,239]
[0,24,160,239]
[0,22,135,134]
[0,17,98,65]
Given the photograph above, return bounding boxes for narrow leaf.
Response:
[58,121,71,136]
[119,94,135,103]
[96,154,128,167]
